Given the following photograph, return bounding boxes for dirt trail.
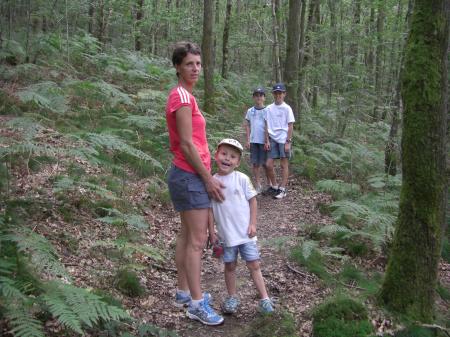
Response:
[140,178,333,337]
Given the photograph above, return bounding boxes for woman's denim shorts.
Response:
[167,165,211,211]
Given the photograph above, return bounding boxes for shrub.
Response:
[114,269,144,297]
[312,296,373,337]
[243,311,297,337]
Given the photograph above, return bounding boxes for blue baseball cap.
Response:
[253,87,266,95]
[272,83,286,92]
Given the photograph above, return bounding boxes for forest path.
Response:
[136,177,333,337]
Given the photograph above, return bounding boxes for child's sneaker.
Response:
[174,291,211,308]
[186,300,224,325]
[258,298,274,314]
[222,295,240,314]
[273,188,286,199]
[263,186,278,196]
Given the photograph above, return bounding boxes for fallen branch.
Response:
[419,324,450,337]
[151,263,177,273]
[286,262,314,280]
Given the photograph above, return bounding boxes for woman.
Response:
[165,41,224,326]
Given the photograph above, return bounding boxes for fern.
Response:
[316,179,360,199]
[17,81,69,113]
[318,224,352,237]
[123,115,162,131]
[86,133,162,169]
[5,307,45,337]
[97,208,149,230]
[41,281,130,334]
[331,200,370,222]
[53,176,119,200]
[2,228,69,279]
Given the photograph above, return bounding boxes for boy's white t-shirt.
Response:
[265,102,295,143]
[211,171,258,247]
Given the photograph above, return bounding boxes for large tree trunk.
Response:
[380,0,449,321]
[202,0,215,114]
[284,0,302,116]
[221,0,232,79]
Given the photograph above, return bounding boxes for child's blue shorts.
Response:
[167,165,211,211]
[223,241,260,263]
[268,138,291,159]
[250,143,268,166]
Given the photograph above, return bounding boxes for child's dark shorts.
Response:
[250,143,268,166]
[167,165,211,211]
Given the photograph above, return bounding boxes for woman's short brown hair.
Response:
[172,41,201,66]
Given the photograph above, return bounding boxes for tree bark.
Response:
[380,0,449,321]
[373,0,385,120]
[88,0,95,35]
[202,0,215,114]
[284,0,302,116]
[221,0,232,79]
[271,0,282,83]
[134,0,144,51]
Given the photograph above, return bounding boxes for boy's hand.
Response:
[246,141,250,149]
[209,232,217,247]
[247,223,257,238]
[264,141,270,151]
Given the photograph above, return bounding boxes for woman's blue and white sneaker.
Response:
[174,291,212,308]
[222,295,240,314]
[186,300,224,325]
[258,298,274,314]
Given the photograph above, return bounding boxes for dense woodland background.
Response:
[0,0,448,336]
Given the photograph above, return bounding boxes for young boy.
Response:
[265,83,295,199]
[209,138,274,315]
[245,87,273,193]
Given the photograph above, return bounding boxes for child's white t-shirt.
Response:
[211,171,257,247]
[265,102,295,143]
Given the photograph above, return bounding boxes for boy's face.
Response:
[272,91,286,105]
[215,144,241,175]
[253,93,265,106]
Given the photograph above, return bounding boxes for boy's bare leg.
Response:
[265,158,277,187]
[224,261,238,295]
[246,260,269,299]
[280,157,289,189]
[252,164,261,188]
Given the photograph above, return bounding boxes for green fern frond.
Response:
[316,179,360,198]
[318,225,352,237]
[42,281,130,333]
[331,200,370,222]
[97,208,148,230]
[17,81,69,113]
[86,133,162,169]
[5,118,45,141]
[92,80,134,106]
[0,276,28,301]
[301,240,318,260]
[6,307,45,337]
[53,176,119,200]
[2,228,69,279]
[123,115,162,131]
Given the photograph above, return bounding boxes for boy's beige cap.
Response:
[217,138,243,154]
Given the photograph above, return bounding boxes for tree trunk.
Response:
[326,0,337,104]
[88,1,95,35]
[284,0,302,116]
[297,0,307,111]
[380,0,449,321]
[271,0,282,83]
[134,0,144,51]
[373,0,385,120]
[202,0,215,114]
[221,0,232,79]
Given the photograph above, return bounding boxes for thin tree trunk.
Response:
[88,1,95,34]
[271,0,282,83]
[297,0,307,110]
[373,0,385,120]
[380,0,449,321]
[25,0,31,63]
[284,0,302,116]
[134,0,144,51]
[202,0,215,113]
[327,0,337,104]
[221,0,232,79]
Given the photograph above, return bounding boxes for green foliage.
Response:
[97,208,149,230]
[17,81,69,113]
[243,311,297,337]
[441,236,450,263]
[137,323,179,337]
[316,179,361,199]
[312,296,373,337]
[114,269,144,297]
[0,39,26,64]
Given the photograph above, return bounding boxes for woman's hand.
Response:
[205,176,225,202]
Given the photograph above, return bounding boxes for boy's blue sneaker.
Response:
[258,298,274,314]
[174,291,211,308]
[222,295,240,314]
[186,300,224,325]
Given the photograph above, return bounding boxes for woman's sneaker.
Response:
[222,295,240,314]
[186,300,224,325]
[258,298,274,314]
[174,291,211,308]
[274,188,287,199]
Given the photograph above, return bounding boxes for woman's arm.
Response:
[176,106,224,202]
